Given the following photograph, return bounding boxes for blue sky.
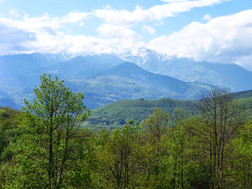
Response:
[0,0,252,69]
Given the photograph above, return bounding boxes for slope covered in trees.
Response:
[86,89,252,129]
[86,98,197,130]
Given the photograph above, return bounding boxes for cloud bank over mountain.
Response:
[0,0,251,70]
[150,10,252,70]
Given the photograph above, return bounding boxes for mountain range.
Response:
[73,63,210,108]
[0,49,252,109]
[123,48,252,91]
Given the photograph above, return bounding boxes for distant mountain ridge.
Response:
[121,48,252,92]
[46,54,123,79]
[0,53,124,108]
[74,62,210,108]
[1,51,252,109]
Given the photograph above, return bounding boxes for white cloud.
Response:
[203,14,211,20]
[9,9,20,18]
[93,0,227,51]
[0,14,143,56]
[60,11,91,24]
[0,11,93,52]
[142,25,156,34]
[94,0,228,26]
[0,15,77,54]
[0,21,35,53]
[97,24,138,38]
[161,0,190,2]
[17,11,91,31]
[79,22,84,27]
[149,0,227,20]
[96,24,140,48]
[149,10,252,69]
[94,6,148,27]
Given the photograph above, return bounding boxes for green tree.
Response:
[140,108,170,188]
[230,121,252,188]
[167,110,189,189]
[5,74,89,188]
[193,88,245,188]
[0,107,20,188]
[95,121,141,188]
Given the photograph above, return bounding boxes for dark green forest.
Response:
[0,74,251,188]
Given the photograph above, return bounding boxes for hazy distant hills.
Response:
[1,50,252,109]
[123,48,252,91]
[0,53,124,108]
[46,54,123,79]
[0,89,20,109]
[0,53,65,107]
[143,59,252,91]
[0,98,20,110]
[73,63,210,108]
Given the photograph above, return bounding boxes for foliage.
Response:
[3,74,90,188]
[230,122,252,188]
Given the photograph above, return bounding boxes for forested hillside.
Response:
[0,75,251,189]
[86,89,252,129]
[86,98,197,130]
